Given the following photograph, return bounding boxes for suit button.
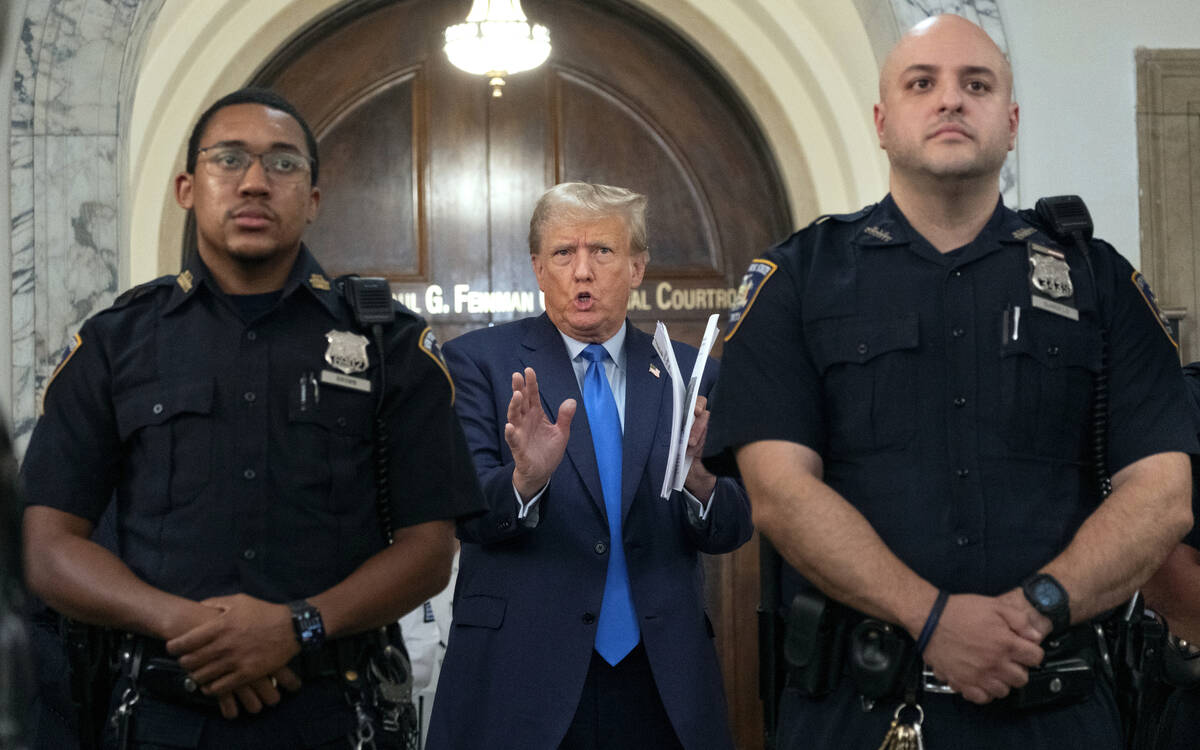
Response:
[594,541,608,555]
[498,518,512,530]
[582,612,596,624]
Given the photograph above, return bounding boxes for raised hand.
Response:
[505,367,576,499]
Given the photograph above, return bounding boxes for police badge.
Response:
[325,330,370,374]
[1027,243,1079,321]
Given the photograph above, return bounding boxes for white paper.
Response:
[672,314,720,491]
[652,321,685,499]
[654,314,720,499]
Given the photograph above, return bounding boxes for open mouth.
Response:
[574,291,593,309]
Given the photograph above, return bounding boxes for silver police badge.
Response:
[1029,244,1073,299]
[325,330,370,374]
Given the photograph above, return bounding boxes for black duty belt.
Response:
[123,628,393,713]
[846,617,1108,710]
[781,588,1112,712]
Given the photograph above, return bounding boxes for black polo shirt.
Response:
[707,195,1197,601]
[21,246,483,603]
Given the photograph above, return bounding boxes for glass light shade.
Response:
[444,0,551,79]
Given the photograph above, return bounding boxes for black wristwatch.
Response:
[287,599,326,652]
[1021,573,1070,635]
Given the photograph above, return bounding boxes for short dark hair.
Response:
[186,87,320,185]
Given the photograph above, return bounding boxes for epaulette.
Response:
[812,204,876,226]
[108,275,175,310]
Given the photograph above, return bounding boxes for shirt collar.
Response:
[860,193,1010,265]
[163,243,339,319]
[560,322,628,373]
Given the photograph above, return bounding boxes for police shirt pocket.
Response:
[114,378,214,509]
[285,387,372,511]
[453,594,507,629]
[999,315,1101,461]
[807,313,919,455]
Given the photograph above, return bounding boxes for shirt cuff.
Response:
[513,481,548,527]
[683,485,715,526]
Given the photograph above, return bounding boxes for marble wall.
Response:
[5,0,1010,451]
[8,0,150,452]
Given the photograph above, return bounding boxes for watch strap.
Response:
[287,599,326,652]
[1022,573,1070,633]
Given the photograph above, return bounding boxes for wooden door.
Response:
[257,1,792,746]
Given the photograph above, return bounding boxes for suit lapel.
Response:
[521,315,607,521]
[620,325,668,525]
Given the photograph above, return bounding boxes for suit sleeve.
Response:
[679,356,753,554]
[443,336,539,545]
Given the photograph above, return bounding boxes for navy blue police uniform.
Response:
[20,245,484,749]
[704,195,1198,749]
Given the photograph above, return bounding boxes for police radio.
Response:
[340,276,397,546]
[1029,196,1109,499]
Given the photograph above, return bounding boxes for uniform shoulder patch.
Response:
[725,258,778,342]
[1131,271,1178,349]
[41,333,83,414]
[418,326,455,405]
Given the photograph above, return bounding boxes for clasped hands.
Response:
[919,589,1054,705]
[164,593,302,719]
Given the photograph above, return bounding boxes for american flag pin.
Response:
[649,364,661,378]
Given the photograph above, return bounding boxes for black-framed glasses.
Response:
[196,146,314,182]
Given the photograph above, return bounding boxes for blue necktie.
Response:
[581,343,639,665]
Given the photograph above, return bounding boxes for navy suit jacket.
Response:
[427,313,751,750]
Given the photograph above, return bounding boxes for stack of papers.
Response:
[652,313,720,499]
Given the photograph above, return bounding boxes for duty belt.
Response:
[120,628,393,713]
[850,619,1108,710]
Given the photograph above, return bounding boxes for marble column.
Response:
[9,0,148,452]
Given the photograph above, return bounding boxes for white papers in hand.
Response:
[652,322,684,499]
[672,313,720,492]
[654,313,720,499]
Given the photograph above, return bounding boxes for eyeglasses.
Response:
[196,146,314,182]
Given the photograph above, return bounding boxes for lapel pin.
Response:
[649,364,660,378]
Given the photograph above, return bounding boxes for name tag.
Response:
[320,369,372,393]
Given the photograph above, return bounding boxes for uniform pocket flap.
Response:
[115,378,213,440]
[453,594,506,629]
[1000,318,1101,371]
[808,313,919,371]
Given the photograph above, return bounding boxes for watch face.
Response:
[1032,579,1061,608]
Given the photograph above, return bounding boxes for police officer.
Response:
[704,15,1195,750]
[19,88,484,749]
